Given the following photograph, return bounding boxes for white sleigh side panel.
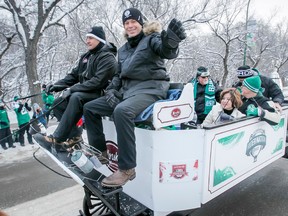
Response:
[153,83,194,129]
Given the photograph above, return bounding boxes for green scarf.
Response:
[193,79,216,114]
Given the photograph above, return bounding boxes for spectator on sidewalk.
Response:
[0,100,16,149]
[41,84,55,124]
[13,96,34,146]
[32,103,48,128]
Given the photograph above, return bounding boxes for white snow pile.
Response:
[0,120,57,166]
[0,144,45,165]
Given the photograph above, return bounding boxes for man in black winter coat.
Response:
[189,66,222,124]
[233,65,284,111]
[34,26,117,149]
[83,8,186,187]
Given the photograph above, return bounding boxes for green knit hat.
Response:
[243,76,262,93]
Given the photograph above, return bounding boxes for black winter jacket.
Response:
[54,43,117,93]
[194,80,222,124]
[239,94,281,125]
[107,21,179,100]
[233,75,284,105]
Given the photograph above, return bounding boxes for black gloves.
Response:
[105,89,122,108]
[45,84,65,93]
[61,88,71,99]
[219,112,234,122]
[162,18,187,48]
[0,122,8,127]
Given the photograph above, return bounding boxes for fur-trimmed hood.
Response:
[124,20,162,39]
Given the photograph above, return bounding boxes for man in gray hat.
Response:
[189,66,222,124]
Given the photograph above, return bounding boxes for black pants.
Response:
[19,122,33,144]
[83,94,160,170]
[53,91,101,142]
[0,127,13,148]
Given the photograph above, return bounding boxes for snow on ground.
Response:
[0,113,89,166]
[0,116,56,165]
[0,143,45,166]
[1,115,85,216]
[4,185,84,216]
[0,111,43,165]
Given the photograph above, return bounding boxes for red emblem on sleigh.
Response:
[171,108,181,118]
[106,140,118,172]
[170,164,188,179]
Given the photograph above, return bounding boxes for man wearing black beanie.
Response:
[122,8,144,26]
[34,26,118,151]
[83,8,187,187]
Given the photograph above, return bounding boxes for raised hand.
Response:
[161,18,187,48]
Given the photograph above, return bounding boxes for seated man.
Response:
[34,26,117,150]
[189,66,222,124]
[233,65,284,112]
[238,75,281,125]
[83,8,186,188]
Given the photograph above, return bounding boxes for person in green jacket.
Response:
[13,96,33,146]
[0,100,15,149]
[41,84,55,124]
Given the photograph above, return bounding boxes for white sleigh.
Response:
[37,82,288,216]
[95,82,287,215]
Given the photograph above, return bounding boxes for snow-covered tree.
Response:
[0,0,85,105]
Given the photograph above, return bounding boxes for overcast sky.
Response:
[252,0,287,24]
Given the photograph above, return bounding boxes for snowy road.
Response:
[0,144,84,216]
[0,117,85,216]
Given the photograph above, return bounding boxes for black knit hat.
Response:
[122,8,144,26]
[237,65,253,78]
[86,26,106,44]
